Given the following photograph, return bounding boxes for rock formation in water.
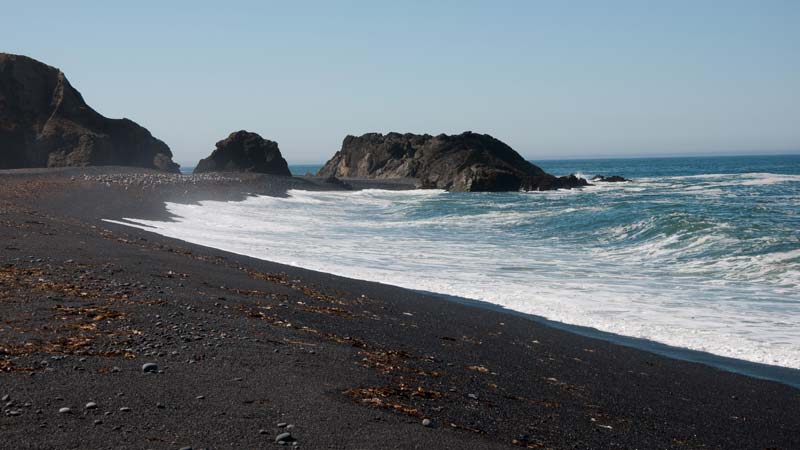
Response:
[317,131,588,192]
[0,53,179,172]
[592,175,629,182]
[193,130,291,176]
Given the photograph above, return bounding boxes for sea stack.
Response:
[317,131,588,192]
[0,53,179,172]
[193,130,291,176]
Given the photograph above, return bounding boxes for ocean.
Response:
[121,155,800,382]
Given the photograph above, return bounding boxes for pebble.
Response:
[179,447,192,450]
[422,418,433,427]
[1,394,9,402]
[142,362,159,373]
[196,395,205,400]
[85,402,98,410]
[277,422,288,428]
[275,432,294,444]
[467,393,478,400]
[58,407,72,414]
[119,407,131,412]
[8,410,22,416]
[259,429,269,435]
[94,419,103,425]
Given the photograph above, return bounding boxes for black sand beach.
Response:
[1,167,799,450]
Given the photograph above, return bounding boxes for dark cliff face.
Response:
[317,131,587,192]
[0,53,179,172]
[193,130,291,176]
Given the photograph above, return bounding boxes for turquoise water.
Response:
[115,155,800,381]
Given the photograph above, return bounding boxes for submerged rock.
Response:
[193,130,290,176]
[592,175,629,182]
[317,131,587,192]
[0,53,179,172]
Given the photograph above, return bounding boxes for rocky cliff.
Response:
[193,130,291,176]
[317,131,587,192]
[0,53,179,172]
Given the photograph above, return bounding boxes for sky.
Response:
[4,1,799,165]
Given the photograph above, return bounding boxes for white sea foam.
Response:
[104,176,800,370]
[643,172,800,186]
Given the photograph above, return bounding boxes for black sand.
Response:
[1,167,798,449]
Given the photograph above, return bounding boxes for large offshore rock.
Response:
[317,131,587,192]
[193,130,290,176]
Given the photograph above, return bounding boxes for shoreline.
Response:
[1,167,799,449]
[442,292,800,388]
[106,216,800,390]
[105,174,800,388]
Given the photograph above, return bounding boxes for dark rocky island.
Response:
[0,53,179,172]
[317,131,588,192]
[193,130,291,175]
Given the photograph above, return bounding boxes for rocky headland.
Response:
[0,53,179,172]
[317,131,588,192]
[193,130,291,176]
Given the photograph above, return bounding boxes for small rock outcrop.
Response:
[317,131,588,192]
[193,131,290,176]
[0,53,179,172]
[592,175,629,182]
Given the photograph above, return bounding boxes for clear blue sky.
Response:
[4,1,799,165]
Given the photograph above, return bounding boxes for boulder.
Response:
[317,131,587,192]
[193,130,290,176]
[0,53,179,172]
